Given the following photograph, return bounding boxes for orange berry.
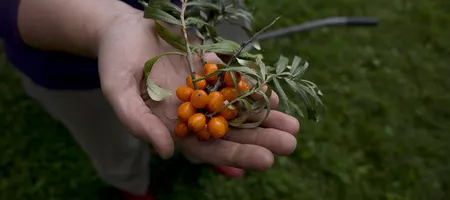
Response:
[202,63,219,83]
[190,90,209,109]
[186,74,207,90]
[216,115,229,132]
[206,92,224,113]
[208,117,228,138]
[177,102,196,122]
[176,86,194,102]
[237,80,251,93]
[220,87,238,102]
[196,126,211,141]
[188,113,207,132]
[174,121,189,137]
[220,105,238,120]
[224,72,242,87]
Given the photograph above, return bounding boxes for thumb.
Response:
[104,85,174,159]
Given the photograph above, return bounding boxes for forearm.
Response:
[17,0,141,57]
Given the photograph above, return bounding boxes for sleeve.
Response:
[0,0,21,40]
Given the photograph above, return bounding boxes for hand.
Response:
[97,13,300,171]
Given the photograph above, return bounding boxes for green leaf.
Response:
[236,58,258,70]
[299,80,324,106]
[285,78,324,121]
[253,86,272,114]
[207,26,219,38]
[186,1,221,11]
[218,66,259,77]
[228,98,252,127]
[200,11,209,21]
[255,57,267,81]
[147,78,172,102]
[191,39,240,55]
[289,56,302,74]
[144,6,181,25]
[285,78,311,107]
[229,70,240,92]
[144,51,185,77]
[292,59,309,78]
[186,17,218,39]
[276,55,289,74]
[224,7,254,22]
[234,90,271,128]
[149,0,181,15]
[154,20,186,52]
[144,51,184,102]
[290,101,304,117]
[252,41,262,50]
[193,28,205,40]
[272,78,292,115]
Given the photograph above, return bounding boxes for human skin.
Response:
[17,0,300,171]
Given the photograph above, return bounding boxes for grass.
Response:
[1,0,450,199]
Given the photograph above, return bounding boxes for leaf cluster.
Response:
[140,0,324,126]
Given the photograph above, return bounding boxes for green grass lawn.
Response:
[1,0,450,199]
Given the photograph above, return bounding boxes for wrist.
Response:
[17,0,144,58]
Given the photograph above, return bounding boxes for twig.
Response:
[208,80,268,117]
[180,0,198,90]
[210,16,281,92]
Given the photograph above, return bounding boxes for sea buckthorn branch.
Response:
[180,0,198,90]
[141,0,325,135]
[209,16,281,92]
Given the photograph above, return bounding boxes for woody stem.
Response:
[180,0,198,90]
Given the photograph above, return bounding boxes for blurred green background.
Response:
[1,0,450,199]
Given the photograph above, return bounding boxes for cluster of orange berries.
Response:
[174,63,251,141]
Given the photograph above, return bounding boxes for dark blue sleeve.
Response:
[0,0,20,40]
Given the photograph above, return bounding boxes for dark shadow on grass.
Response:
[96,153,205,200]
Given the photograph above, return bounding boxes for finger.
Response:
[177,137,274,172]
[224,127,297,155]
[246,110,300,135]
[103,83,174,159]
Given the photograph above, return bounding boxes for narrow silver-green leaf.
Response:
[200,11,209,21]
[149,0,181,15]
[255,57,266,81]
[186,17,208,27]
[229,98,252,127]
[235,90,271,128]
[206,24,218,38]
[154,21,186,52]
[285,78,324,121]
[285,78,312,107]
[224,7,254,22]
[272,78,292,115]
[186,1,221,11]
[236,58,258,70]
[144,6,181,25]
[252,41,262,50]
[290,101,304,117]
[253,86,272,114]
[144,51,185,77]
[292,60,309,78]
[218,67,258,77]
[191,39,240,55]
[299,80,324,106]
[290,56,302,74]
[276,55,289,74]
[147,78,172,102]
[229,70,240,92]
